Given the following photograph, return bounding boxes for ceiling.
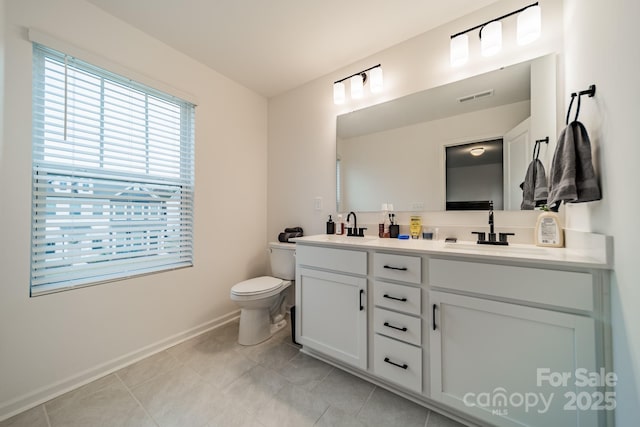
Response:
[86,0,499,98]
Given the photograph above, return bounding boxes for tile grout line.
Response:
[424,409,431,427]
[42,404,52,427]
[317,365,335,387]
[114,372,160,427]
[355,385,378,419]
[313,404,331,427]
[122,356,186,391]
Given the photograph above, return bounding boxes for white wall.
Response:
[563,0,640,424]
[268,0,563,241]
[0,0,268,419]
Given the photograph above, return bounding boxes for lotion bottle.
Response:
[336,214,344,235]
[535,206,564,247]
[379,203,388,238]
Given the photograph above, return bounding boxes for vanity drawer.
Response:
[374,334,422,393]
[428,258,594,311]
[374,307,421,346]
[374,252,421,284]
[296,244,366,275]
[373,281,421,316]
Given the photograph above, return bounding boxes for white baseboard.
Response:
[0,309,240,422]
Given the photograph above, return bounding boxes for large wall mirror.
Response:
[336,54,557,212]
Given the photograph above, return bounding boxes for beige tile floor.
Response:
[1,319,466,427]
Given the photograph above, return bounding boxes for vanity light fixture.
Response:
[350,74,365,99]
[470,147,486,157]
[333,81,346,104]
[333,64,383,104]
[481,21,502,57]
[450,33,469,66]
[450,2,541,66]
[369,66,384,93]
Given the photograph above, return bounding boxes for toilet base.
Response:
[238,307,270,345]
[238,308,288,346]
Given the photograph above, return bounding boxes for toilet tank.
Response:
[268,242,296,280]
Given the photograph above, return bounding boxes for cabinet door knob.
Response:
[383,322,408,332]
[359,289,365,311]
[383,294,407,302]
[383,357,408,370]
[432,304,438,331]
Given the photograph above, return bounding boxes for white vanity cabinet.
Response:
[293,235,611,427]
[295,245,368,369]
[429,258,604,427]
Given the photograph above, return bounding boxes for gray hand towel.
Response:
[548,121,601,207]
[520,159,548,210]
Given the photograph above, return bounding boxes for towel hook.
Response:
[566,84,596,125]
[532,137,549,160]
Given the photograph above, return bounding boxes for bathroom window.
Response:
[30,43,195,296]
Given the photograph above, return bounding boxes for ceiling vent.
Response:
[457,89,494,103]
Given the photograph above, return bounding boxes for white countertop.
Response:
[292,234,612,270]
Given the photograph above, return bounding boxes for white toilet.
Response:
[230,242,295,345]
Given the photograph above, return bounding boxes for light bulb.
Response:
[333,82,345,104]
[481,21,502,57]
[350,74,364,99]
[450,34,469,67]
[517,5,541,45]
[369,67,383,93]
[470,147,485,157]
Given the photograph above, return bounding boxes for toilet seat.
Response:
[231,276,288,299]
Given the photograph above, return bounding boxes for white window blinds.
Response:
[31,43,195,295]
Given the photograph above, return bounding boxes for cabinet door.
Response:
[430,291,598,427]
[297,267,367,369]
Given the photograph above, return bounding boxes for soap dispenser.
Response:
[535,206,563,247]
[326,215,335,235]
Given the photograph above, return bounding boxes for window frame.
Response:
[30,43,196,296]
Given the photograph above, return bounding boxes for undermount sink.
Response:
[443,241,550,256]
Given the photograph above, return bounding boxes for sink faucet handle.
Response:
[499,232,515,243]
[471,231,486,242]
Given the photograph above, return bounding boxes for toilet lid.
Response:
[231,276,284,295]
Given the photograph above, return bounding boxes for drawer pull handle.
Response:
[359,289,365,311]
[383,322,407,332]
[383,294,407,302]
[383,265,408,271]
[432,304,437,331]
[384,357,408,370]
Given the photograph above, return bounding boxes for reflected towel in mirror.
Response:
[520,159,548,210]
